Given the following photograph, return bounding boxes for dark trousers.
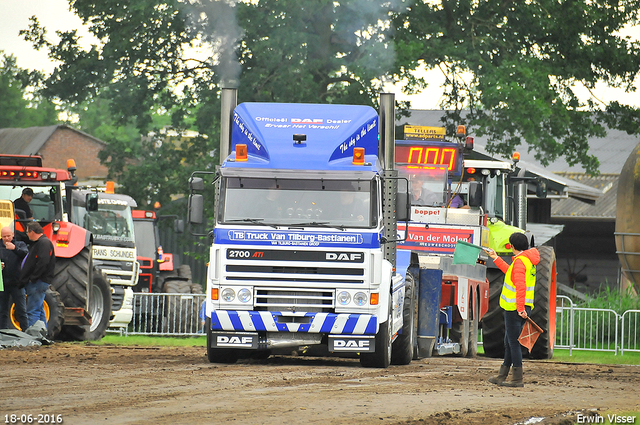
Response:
[503,306,532,368]
[0,285,29,330]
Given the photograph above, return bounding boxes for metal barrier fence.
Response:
[113,293,206,336]
[113,293,640,355]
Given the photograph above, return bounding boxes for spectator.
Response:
[19,222,56,328]
[13,188,34,219]
[0,227,29,330]
[485,232,540,387]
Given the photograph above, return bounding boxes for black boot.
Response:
[488,365,510,385]
[499,366,524,387]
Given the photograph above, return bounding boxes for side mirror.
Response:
[190,177,205,192]
[188,194,204,225]
[536,179,547,198]
[174,219,184,234]
[468,181,483,207]
[86,193,99,212]
[396,181,410,222]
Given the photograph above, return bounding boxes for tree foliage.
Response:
[0,52,57,128]
[20,0,640,200]
[391,0,640,173]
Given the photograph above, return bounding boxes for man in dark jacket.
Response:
[19,222,56,328]
[0,227,29,330]
[13,187,34,219]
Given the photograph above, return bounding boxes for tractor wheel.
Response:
[43,288,65,339]
[206,317,239,364]
[10,288,64,340]
[391,273,416,365]
[60,272,112,341]
[51,248,91,311]
[361,300,392,368]
[450,296,470,357]
[529,246,557,359]
[480,268,506,358]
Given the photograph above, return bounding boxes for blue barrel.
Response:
[417,268,442,358]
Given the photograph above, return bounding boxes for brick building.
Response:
[0,125,108,184]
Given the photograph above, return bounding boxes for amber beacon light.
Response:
[352,147,365,165]
[236,144,248,161]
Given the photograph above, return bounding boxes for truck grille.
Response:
[254,288,335,312]
[226,265,364,284]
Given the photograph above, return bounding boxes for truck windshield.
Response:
[397,165,448,207]
[220,177,375,228]
[0,185,61,222]
[74,200,135,243]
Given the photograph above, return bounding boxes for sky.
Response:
[1,0,639,110]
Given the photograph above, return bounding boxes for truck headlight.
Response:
[221,288,235,302]
[337,291,351,305]
[238,288,252,303]
[353,292,368,306]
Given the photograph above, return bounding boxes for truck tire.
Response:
[480,268,506,358]
[9,288,64,340]
[60,273,112,341]
[206,317,239,364]
[360,300,392,368]
[164,278,199,333]
[391,273,416,365]
[529,246,557,359]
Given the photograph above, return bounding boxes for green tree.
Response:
[390,0,640,173]
[21,0,640,181]
[0,52,57,128]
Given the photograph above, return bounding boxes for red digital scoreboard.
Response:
[395,142,462,176]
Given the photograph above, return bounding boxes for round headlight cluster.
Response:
[353,292,368,306]
[338,291,351,305]
[220,288,252,303]
[337,291,368,306]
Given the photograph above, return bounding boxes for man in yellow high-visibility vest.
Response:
[485,232,540,387]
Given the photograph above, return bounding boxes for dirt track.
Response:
[1,344,638,425]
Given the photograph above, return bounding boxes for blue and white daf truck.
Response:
[188,92,416,367]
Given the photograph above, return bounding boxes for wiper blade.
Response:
[289,222,346,230]
[226,218,279,229]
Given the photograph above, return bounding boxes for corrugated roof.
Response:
[0,125,106,156]
[0,126,58,155]
[551,173,618,220]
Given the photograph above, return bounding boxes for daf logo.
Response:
[334,340,370,349]
[326,252,363,261]
[217,336,253,345]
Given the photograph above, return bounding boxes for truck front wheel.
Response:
[391,273,416,365]
[206,317,239,364]
[361,300,392,368]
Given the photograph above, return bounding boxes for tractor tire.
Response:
[361,300,393,368]
[60,272,112,341]
[480,268,506,358]
[177,264,193,280]
[164,278,199,333]
[206,317,239,364]
[529,246,557,359]
[51,248,91,311]
[44,288,65,340]
[391,273,416,365]
[9,288,64,340]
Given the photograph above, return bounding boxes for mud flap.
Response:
[329,335,375,352]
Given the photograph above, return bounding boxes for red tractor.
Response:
[1,155,110,340]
